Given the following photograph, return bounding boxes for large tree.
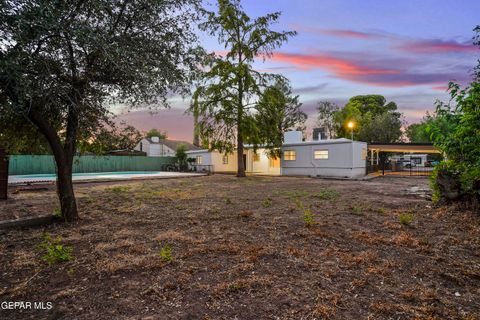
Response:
[145,128,168,139]
[334,95,403,143]
[316,101,339,139]
[0,0,202,222]
[0,100,51,154]
[77,122,143,155]
[192,0,296,177]
[429,81,480,208]
[255,80,307,156]
[405,111,439,143]
[474,25,480,80]
[428,25,480,209]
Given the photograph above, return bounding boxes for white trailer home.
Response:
[280,139,367,178]
[186,131,367,178]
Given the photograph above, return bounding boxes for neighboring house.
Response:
[186,131,368,178]
[134,136,201,157]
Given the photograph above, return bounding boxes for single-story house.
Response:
[134,137,201,157]
[186,131,368,178]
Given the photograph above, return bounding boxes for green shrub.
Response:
[159,244,173,262]
[39,233,74,264]
[108,186,130,193]
[53,207,61,218]
[427,81,480,210]
[399,212,414,225]
[295,199,315,227]
[227,283,242,292]
[351,205,363,215]
[311,189,340,200]
[262,197,272,208]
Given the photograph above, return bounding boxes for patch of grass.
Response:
[39,233,73,264]
[311,189,340,200]
[376,207,387,215]
[418,237,430,247]
[67,267,75,276]
[53,207,61,218]
[296,199,315,227]
[262,197,272,208]
[351,205,363,215]
[225,197,232,205]
[108,186,130,193]
[158,244,173,262]
[285,191,309,199]
[227,282,243,293]
[399,212,414,225]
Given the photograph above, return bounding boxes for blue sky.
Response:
[118,0,480,141]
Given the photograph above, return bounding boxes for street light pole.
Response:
[347,121,355,178]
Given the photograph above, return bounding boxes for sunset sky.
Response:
[118,0,480,142]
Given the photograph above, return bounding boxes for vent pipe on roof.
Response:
[284,131,303,144]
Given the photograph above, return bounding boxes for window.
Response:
[253,154,260,162]
[139,142,143,151]
[196,155,203,164]
[314,150,329,160]
[222,155,228,164]
[284,150,296,161]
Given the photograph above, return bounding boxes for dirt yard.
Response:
[0,175,479,320]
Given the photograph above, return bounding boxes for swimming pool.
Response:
[8,171,204,184]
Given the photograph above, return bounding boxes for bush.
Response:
[398,212,414,226]
[159,244,173,262]
[39,233,74,264]
[428,80,480,211]
[262,197,272,208]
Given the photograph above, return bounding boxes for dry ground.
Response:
[0,175,479,320]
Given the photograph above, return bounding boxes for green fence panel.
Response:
[8,155,176,175]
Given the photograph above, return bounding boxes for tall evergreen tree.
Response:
[192,0,296,177]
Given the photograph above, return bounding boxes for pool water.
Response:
[17,171,162,178]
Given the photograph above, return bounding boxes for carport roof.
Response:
[367,142,440,153]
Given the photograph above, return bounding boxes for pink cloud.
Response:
[270,52,469,88]
[398,40,477,53]
[272,52,397,75]
[290,24,381,39]
[321,29,378,39]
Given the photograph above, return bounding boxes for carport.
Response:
[367,143,441,176]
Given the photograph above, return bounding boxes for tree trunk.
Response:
[55,153,79,222]
[27,108,79,222]
[237,134,245,177]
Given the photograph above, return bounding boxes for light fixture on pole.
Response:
[347,121,354,140]
[347,121,355,178]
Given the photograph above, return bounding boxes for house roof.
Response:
[144,137,201,151]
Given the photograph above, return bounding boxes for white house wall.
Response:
[211,151,238,172]
[248,149,280,175]
[134,138,151,155]
[281,141,367,178]
[134,139,175,157]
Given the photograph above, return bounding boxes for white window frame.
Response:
[196,155,203,164]
[314,150,329,160]
[284,150,296,161]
